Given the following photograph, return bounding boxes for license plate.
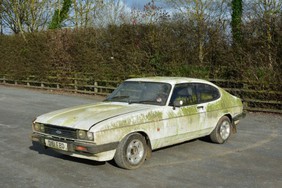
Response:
[45,139,68,151]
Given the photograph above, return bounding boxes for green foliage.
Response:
[231,0,243,44]
[0,23,281,85]
[49,0,72,29]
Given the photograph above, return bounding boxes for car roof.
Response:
[126,77,215,86]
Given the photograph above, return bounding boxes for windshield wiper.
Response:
[128,100,157,105]
[105,95,129,102]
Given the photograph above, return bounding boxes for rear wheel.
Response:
[210,116,232,144]
[114,133,147,170]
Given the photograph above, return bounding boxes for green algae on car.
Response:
[31,77,245,169]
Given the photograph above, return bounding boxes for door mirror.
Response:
[173,100,183,108]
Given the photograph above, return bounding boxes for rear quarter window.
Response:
[197,84,220,103]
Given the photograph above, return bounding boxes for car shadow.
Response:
[29,141,106,167]
[199,136,212,142]
[152,136,214,152]
[29,136,214,168]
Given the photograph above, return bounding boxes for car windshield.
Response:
[104,81,171,106]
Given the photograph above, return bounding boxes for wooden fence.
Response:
[0,74,281,114]
[0,74,119,95]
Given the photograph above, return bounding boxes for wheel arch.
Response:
[137,131,152,150]
[224,113,232,122]
[137,131,152,160]
[223,113,236,133]
[119,130,152,149]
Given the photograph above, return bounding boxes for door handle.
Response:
[197,106,204,109]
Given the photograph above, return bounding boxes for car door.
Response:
[166,83,205,142]
[195,83,221,134]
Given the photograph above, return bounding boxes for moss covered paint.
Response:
[94,104,206,148]
[36,102,152,130]
[181,105,198,115]
[206,89,242,113]
[107,110,164,130]
[146,111,163,121]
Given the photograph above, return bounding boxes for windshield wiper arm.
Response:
[128,100,156,105]
[105,95,129,101]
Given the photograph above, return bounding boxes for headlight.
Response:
[78,130,86,139]
[33,123,45,133]
[77,130,94,141]
[34,123,40,131]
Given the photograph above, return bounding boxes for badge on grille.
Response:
[55,130,62,134]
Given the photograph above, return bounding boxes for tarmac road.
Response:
[0,85,281,188]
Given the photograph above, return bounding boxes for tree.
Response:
[97,0,127,27]
[258,0,281,70]
[245,0,282,70]
[165,0,219,65]
[49,0,72,29]
[0,0,3,34]
[129,0,170,25]
[71,0,104,28]
[1,0,53,34]
[1,0,26,34]
[231,0,243,45]
[25,0,53,32]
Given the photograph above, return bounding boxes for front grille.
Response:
[44,124,77,139]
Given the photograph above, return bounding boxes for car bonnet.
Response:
[35,102,152,130]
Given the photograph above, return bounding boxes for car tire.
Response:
[210,116,232,144]
[114,133,147,170]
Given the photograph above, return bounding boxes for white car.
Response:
[31,77,245,169]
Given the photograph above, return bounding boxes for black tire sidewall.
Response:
[114,133,147,169]
[217,117,231,143]
[210,116,232,144]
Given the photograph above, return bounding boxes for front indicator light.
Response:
[87,132,94,140]
[75,146,88,152]
[40,124,45,132]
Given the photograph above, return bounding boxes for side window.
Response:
[196,84,220,103]
[169,84,197,106]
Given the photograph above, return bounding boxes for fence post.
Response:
[243,82,249,110]
[27,77,30,87]
[243,82,248,90]
[74,73,78,93]
[3,75,6,84]
[94,81,98,94]
[55,73,60,89]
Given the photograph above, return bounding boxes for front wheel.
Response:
[114,133,147,170]
[210,116,232,144]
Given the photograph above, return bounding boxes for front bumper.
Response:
[31,132,119,155]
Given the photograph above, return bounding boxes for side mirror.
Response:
[173,100,183,109]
